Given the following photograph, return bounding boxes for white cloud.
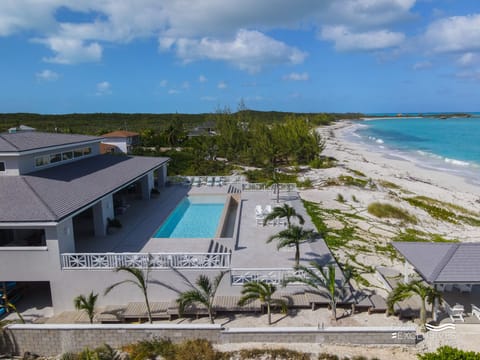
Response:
[217,81,227,89]
[455,70,480,81]
[159,79,168,87]
[323,0,416,29]
[423,14,480,53]
[95,81,111,96]
[182,81,190,89]
[161,29,307,73]
[36,69,59,81]
[168,89,180,94]
[457,52,479,67]
[283,72,309,81]
[0,1,417,66]
[199,75,207,83]
[201,96,217,101]
[321,25,405,51]
[412,61,432,70]
[38,37,102,64]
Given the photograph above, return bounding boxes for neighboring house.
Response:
[8,124,36,133]
[0,131,169,312]
[101,130,140,154]
[187,120,216,138]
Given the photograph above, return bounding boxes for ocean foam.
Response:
[444,158,470,167]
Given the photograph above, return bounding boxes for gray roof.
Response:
[393,242,480,283]
[0,154,169,222]
[0,132,100,152]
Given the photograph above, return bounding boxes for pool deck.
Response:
[75,184,334,271]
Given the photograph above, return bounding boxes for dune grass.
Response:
[367,202,418,224]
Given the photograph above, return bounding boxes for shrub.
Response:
[336,193,345,203]
[338,175,368,188]
[417,345,480,359]
[367,202,417,224]
[309,156,337,169]
[122,338,176,360]
[351,195,358,202]
[174,339,219,360]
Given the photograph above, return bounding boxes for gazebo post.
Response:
[433,284,439,322]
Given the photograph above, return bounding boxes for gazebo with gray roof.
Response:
[392,242,480,286]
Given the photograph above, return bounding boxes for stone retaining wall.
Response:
[2,324,417,357]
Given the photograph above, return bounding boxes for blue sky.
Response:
[1,0,480,114]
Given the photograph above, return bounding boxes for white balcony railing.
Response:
[230,267,317,286]
[61,252,231,270]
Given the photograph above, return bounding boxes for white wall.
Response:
[102,139,128,154]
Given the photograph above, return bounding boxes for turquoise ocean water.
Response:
[345,115,480,185]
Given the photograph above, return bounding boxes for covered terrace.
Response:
[393,242,480,323]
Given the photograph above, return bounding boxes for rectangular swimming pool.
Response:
[153,195,227,238]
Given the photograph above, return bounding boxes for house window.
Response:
[83,147,92,155]
[50,153,62,163]
[62,151,73,161]
[0,162,5,172]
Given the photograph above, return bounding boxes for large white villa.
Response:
[0,130,347,319]
[0,131,170,312]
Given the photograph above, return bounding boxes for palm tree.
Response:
[73,291,98,324]
[238,281,287,325]
[426,286,443,322]
[176,272,225,324]
[263,203,305,227]
[1,301,25,324]
[105,265,153,324]
[267,225,314,267]
[387,280,434,331]
[285,262,352,321]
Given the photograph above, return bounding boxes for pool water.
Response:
[154,196,226,238]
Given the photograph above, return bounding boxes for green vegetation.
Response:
[309,156,337,169]
[393,228,458,243]
[348,168,366,177]
[176,272,225,324]
[73,292,98,324]
[378,180,401,190]
[367,202,418,224]
[336,193,346,203]
[267,225,315,267]
[338,175,368,188]
[238,281,287,325]
[404,196,480,226]
[418,346,480,360]
[285,262,352,321]
[387,280,441,331]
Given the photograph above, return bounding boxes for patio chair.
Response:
[445,302,465,322]
[215,176,223,186]
[255,205,263,216]
[192,177,201,187]
[206,177,214,186]
[264,205,273,215]
[471,304,480,320]
[455,284,473,293]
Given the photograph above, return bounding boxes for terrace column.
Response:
[93,194,114,237]
[433,284,439,322]
[157,165,167,187]
[140,172,154,200]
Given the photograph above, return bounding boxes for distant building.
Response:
[8,124,36,133]
[187,120,216,138]
[101,130,140,154]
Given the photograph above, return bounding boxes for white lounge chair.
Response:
[455,284,473,293]
[255,205,263,216]
[206,177,214,186]
[445,303,465,322]
[472,304,480,320]
[264,205,273,215]
[214,176,223,186]
[192,177,201,187]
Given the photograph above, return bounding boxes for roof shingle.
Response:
[0,132,100,152]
